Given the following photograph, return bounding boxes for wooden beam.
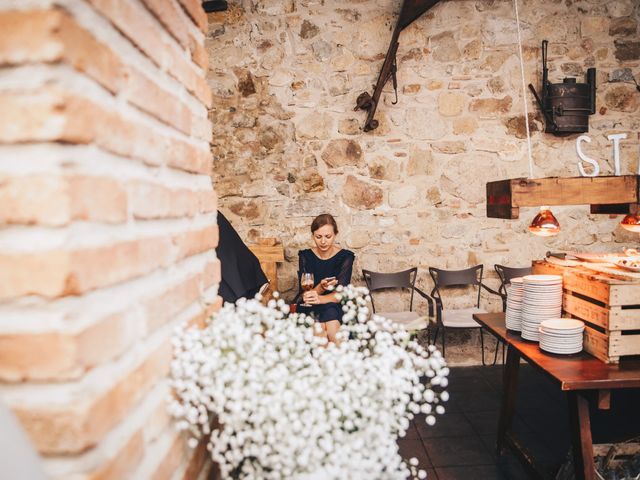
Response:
[486,175,640,219]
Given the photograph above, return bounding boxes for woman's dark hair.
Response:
[311,213,338,234]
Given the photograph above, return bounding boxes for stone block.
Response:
[609,17,637,37]
[614,40,640,61]
[321,139,363,168]
[296,112,333,139]
[453,117,478,135]
[341,175,383,210]
[604,84,639,112]
[368,156,401,181]
[389,185,418,209]
[469,96,512,115]
[438,92,466,117]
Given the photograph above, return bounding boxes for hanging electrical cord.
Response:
[513,0,534,179]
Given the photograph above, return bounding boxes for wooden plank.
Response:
[579,263,640,282]
[610,307,640,330]
[486,178,518,219]
[610,284,640,306]
[532,261,564,276]
[583,324,617,363]
[567,392,596,480]
[563,273,611,305]
[610,331,640,357]
[564,293,610,330]
[512,176,638,207]
[486,176,640,219]
[248,245,284,262]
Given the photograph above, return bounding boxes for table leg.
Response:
[497,343,520,455]
[567,391,595,480]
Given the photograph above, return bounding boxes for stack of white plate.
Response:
[505,277,524,331]
[539,318,584,354]
[521,275,563,341]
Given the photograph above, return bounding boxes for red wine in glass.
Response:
[300,272,314,307]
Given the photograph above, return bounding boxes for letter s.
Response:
[576,135,600,177]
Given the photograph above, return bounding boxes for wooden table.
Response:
[473,312,640,480]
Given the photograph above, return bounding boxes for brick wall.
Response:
[0,1,218,478]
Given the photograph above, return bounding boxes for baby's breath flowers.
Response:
[169,285,449,480]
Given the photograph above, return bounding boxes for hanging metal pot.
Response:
[528,40,596,135]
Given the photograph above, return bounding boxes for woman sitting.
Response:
[297,214,355,343]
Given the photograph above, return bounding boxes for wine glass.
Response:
[300,272,314,307]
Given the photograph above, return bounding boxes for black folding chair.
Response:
[362,267,437,334]
[429,265,500,365]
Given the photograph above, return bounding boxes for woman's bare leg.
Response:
[313,322,328,344]
[325,320,341,344]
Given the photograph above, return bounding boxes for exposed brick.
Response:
[176,0,208,34]
[0,251,70,300]
[67,238,172,295]
[172,225,218,261]
[0,237,170,300]
[187,296,222,329]
[0,312,134,381]
[203,259,221,288]
[0,332,76,382]
[14,341,172,454]
[0,10,207,139]
[198,189,218,214]
[139,0,208,70]
[128,181,200,220]
[151,432,188,480]
[0,175,71,226]
[143,397,172,444]
[69,176,128,223]
[89,430,144,480]
[0,10,122,93]
[125,72,194,139]
[144,274,201,332]
[0,88,211,175]
[87,0,211,107]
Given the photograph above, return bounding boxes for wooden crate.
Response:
[532,260,640,363]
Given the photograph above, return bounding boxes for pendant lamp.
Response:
[620,213,640,233]
[528,206,561,237]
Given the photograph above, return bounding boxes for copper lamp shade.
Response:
[528,206,560,237]
[620,213,640,233]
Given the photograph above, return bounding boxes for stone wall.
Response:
[0,1,218,478]
[207,0,640,362]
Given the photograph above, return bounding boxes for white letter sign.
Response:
[607,133,627,176]
[576,135,600,177]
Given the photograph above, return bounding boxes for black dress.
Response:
[216,211,267,303]
[296,248,355,322]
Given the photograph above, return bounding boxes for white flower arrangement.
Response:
[168,284,449,480]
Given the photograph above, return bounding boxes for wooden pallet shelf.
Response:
[486,175,640,219]
[533,260,640,364]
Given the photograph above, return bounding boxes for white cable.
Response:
[513,0,534,178]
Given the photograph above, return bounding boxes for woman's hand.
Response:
[319,277,338,292]
[303,290,321,305]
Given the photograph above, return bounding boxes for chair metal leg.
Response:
[491,337,500,366]
[480,328,486,365]
[441,327,446,358]
[430,325,439,346]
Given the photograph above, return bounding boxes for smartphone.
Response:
[324,276,336,282]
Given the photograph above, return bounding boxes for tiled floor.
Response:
[399,365,640,480]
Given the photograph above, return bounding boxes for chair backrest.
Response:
[362,268,417,313]
[494,264,532,296]
[429,265,483,309]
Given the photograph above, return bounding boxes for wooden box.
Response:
[532,260,640,364]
